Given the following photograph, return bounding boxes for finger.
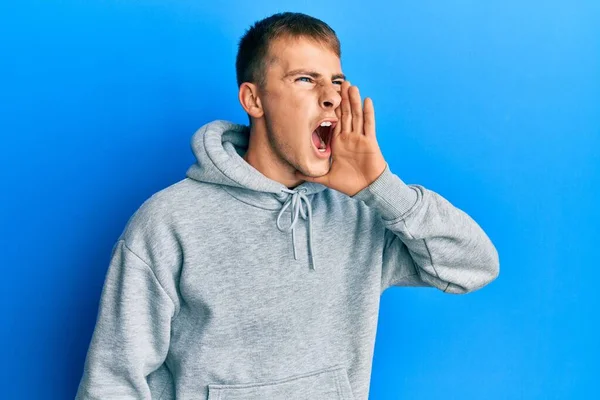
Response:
[341,81,352,134]
[363,97,375,137]
[349,86,363,135]
[333,104,342,138]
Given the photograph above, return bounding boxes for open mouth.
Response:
[311,120,336,152]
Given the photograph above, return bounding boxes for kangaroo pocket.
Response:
[207,365,355,400]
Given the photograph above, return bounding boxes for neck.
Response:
[242,121,303,189]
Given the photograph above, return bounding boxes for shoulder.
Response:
[126,179,218,227]
[117,179,218,261]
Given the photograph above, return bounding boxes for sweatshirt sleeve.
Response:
[352,163,500,294]
[75,239,175,399]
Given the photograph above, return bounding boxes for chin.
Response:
[303,161,330,178]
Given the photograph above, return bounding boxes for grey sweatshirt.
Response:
[75,119,499,400]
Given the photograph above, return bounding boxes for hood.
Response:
[185,119,329,270]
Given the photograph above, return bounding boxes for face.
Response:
[246,36,344,181]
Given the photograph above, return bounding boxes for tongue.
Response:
[312,130,323,148]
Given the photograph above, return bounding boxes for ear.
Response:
[238,82,264,119]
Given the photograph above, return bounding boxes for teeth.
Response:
[320,121,332,127]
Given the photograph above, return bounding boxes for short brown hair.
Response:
[235,12,341,89]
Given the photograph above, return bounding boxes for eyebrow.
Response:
[284,69,346,81]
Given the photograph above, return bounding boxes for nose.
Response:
[320,84,342,110]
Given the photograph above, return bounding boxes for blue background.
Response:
[1,1,598,399]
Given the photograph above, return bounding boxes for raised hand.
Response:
[296,80,387,197]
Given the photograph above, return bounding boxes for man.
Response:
[76,12,499,400]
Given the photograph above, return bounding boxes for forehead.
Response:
[267,36,341,74]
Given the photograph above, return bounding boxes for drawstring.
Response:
[276,187,316,270]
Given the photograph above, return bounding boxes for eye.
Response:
[296,76,314,83]
[333,81,344,85]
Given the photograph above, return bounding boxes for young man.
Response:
[76,12,499,400]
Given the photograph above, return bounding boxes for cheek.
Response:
[280,89,312,108]
[266,91,314,134]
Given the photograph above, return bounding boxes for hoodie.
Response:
[75,119,499,400]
